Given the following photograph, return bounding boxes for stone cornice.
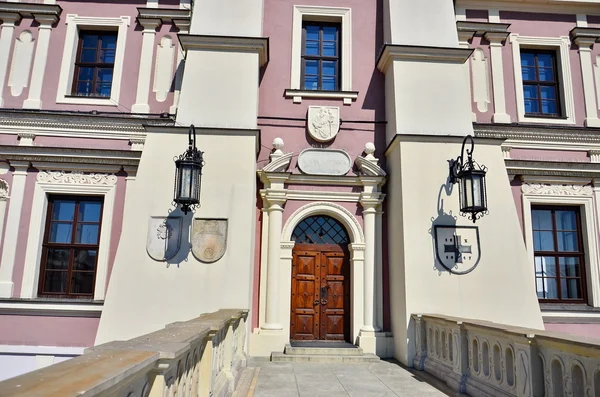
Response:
[0,1,61,19]
[570,27,600,47]
[377,44,473,72]
[136,7,190,23]
[474,123,600,147]
[0,146,141,168]
[456,21,511,34]
[178,34,269,67]
[506,159,600,179]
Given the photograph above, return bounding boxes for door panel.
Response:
[290,251,320,340]
[321,252,348,340]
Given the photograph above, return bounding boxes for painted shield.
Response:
[192,219,228,263]
[146,216,182,261]
[307,106,340,142]
[434,225,481,275]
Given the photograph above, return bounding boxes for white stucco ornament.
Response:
[146,217,182,261]
[434,226,481,275]
[307,106,340,142]
[191,219,228,263]
[298,148,352,176]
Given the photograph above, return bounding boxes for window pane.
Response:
[322,41,337,56]
[532,210,553,230]
[322,26,337,41]
[97,68,113,83]
[559,257,580,277]
[540,86,556,100]
[79,201,102,222]
[45,249,70,270]
[78,67,94,82]
[535,256,556,276]
[560,278,581,299]
[49,223,73,243]
[71,272,94,295]
[305,25,319,41]
[536,277,558,299]
[555,211,576,230]
[557,231,578,252]
[43,271,67,293]
[76,224,99,245]
[322,76,336,91]
[524,99,539,114]
[322,61,337,76]
[74,249,97,271]
[76,82,93,96]
[304,75,318,90]
[52,201,76,221]
[82,34,99,48]
[95,83,112,97]
[101,34,117,49]
[99,49,116,64]
[539,68,555,82]
[305,60,318,75]
[537,53,554,68]
[521,52,535,67]
[80,49,97,63]
[521,67,536,81]
[541,100,557,115]
[533,231,554,251]
[523,85,538,99]
[305,40,319,55]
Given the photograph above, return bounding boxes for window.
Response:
[521,50,560,117]
[38,196,104,298]
[72,31,117,98]
[302,22,340,91]
[532,206,586,302]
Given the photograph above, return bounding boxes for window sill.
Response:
[284,88,358,105]
[519,114,575,125]
[56,95,117,106]
[0,298,103,317]
[540,303,600,323]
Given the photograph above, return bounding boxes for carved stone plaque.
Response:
[298,148,352,176]
[307,106,340,142]
[191,219,228,263]
[146,216,182,261]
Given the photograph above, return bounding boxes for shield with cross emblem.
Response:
[434,225,481,275]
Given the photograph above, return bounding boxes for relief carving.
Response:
[37,171,118,185]
[0,179,9,200]
[521,183,593,196]
[307,106,340,142]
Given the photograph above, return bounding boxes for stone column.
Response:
[360,198,379,333]
[0,179,9,252]
[375,206,384,331]
[484,32,511,123]
[132,18,161,113]
[0,13,21,108]
[262,194,286,330]
[574,37,600,127]
[0,161,28,297]
[23,16,57,109]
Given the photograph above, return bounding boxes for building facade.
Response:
[0,0,598,381]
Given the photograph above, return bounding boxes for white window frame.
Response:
[522,191,600,307]
[510,34,575,125]
[56,14,130,106]
[20,179,116,301]
[288,5,354,104]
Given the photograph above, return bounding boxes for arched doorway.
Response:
[290,215,351,342]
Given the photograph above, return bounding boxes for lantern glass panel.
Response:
[459,170,487,213]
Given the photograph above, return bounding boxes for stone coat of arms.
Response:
[434,225,481,275]
[307,106,340,142]
[192,219,228,263]
[146,216,182,261]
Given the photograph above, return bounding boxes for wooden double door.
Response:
[290,244,350,341]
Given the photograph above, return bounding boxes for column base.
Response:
[357,330,394,358]
[0,281,14,298]
[585,118,600,128]
[23,99,42,109]
[249,327,288,357]
[492,113,511,123]
[261,323,283,331]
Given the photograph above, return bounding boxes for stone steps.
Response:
[270,344,380,363]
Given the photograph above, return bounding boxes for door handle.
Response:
[320,286,328,306]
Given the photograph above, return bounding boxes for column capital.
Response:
[484,32,510,45]
[359,195,382,211]
[574,37,596,50]
[33,14,59,27]
[137,17,162,31]
[263,191,287,210]
[570,27,600,50]
[9,161,30,173]
[0,12,21,26]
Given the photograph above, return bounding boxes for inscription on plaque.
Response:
[298,148,352,176]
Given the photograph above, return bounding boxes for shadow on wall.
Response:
[429,170,458,275]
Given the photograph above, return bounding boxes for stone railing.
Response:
[412,314,600,397]
[0,309,248,397]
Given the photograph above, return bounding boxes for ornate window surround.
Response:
[285,5,355,105]
[521,183,600,308]
[510,35,575,125]
[55,14,130,106]
[20,171,117,302]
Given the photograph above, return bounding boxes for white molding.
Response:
[290,5,352,93]
[55,15,130,106]
[471,48,491,113]
[521,186,600,307]
[510,34,575,125]
[0,15,19,107]
[0,345,85,355]
[284,89,358,105]
[0,301,102,317]
[595,56,600,111]
[8,30,34,98]
[153,35,175,103]
[486,34,511,123]
[20,172,117,300]
[22,21,54,109]
[576,42,600,127]
[132,19,160,113]
[456,0,600,16]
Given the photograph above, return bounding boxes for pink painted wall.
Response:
[2,0,180,114]
[545,323,600,341]
[0,315,99,347]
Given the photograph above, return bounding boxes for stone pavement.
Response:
[240,358,458,397]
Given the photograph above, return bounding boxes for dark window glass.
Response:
[292,215,349,245]
[520,49,561,117]
[38,196,103,298]
[532,206,586,303]
[72,31,117,97]
[301,22,340,91]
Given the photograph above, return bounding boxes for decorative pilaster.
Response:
[0,13,21,108]
[131,18,161,113]
[457,29,476,122]
[0,179,9,258]
[484,32,511,123]
[571,28,600,127]
[0,161,28,298]
[170,19,190,114]
[359,193,380,334]
[23,15,58,109]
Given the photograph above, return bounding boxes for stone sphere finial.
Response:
[273,137,284,152]
[364,142,376,155]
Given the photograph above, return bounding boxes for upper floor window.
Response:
[302,22,340,91]
[532,206,586,303]
[521,50,560,117]
[72,31,117,98]
[38,195,104,299]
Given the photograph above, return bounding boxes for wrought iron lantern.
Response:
[449,135,488,223]
[173,125,204,214]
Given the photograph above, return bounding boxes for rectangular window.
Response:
[532,206,586,303]
[38,196,104,299]
[72,31,117,98]
[301,22,340,91]
[520,49,561,117]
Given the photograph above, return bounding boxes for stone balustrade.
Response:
[0,309,248,397]
[412,314,600,397]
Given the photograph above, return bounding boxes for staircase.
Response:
[271,342,380,363]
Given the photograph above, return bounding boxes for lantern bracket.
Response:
[449,135,475,184]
